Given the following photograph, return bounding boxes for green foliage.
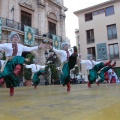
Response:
[1,52,6,60]
[45,64,59,81]
[23,53,35,80]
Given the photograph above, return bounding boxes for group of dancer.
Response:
[79,54,116,88]
[0,31,117,96]
[0,31,78,96]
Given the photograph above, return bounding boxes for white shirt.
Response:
[0,43,38,56]
[0,60,5,69]
[108,69,112,73]
[25,64,45,73]
[112,72,118,81]
[53,48,72,63]
[80,60,100,70]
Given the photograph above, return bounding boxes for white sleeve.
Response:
[95,61,101,65]
[80,60,88,64]
[40,65,45,69]
[22,45,38,52]
[25,64,32,69]
[53,48,64,55]
[0,43,6,51]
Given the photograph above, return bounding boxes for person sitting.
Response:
[110,69,118,83]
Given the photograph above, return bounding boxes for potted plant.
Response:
[23,53,35,86]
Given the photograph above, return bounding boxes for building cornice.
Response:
[49,0,68,11]
[19,0,35,11]
[74,0,119,15]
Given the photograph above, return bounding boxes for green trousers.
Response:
[60,62,70,85]
[32,70,45,86]
[98,66,111,83]
[89,62,104,84]
[0,56,25,88]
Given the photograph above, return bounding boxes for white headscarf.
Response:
[9,31,20,41]
[61,42,68,49]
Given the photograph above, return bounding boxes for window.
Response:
[93,10,99,16]
[107,24,117,40]
[109,44,119,59]
[21,11,32,30]
[86,29,94,43]
[48,21,56,39]
[105,6,114,16]
[99,9,104,14]
[85,12,93,21]
[48,21,56,35]
[87,47,96,60]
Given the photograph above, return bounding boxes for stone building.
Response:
[74,0,120,77]
[0,0,67,65]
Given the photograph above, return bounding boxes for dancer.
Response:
[0,31,47,96]
[97,63,116,84]
[79,54,115,87]
[0,53,5,85]
[0,53,5,72]
[50,42,78,91]
[25,58,45,89]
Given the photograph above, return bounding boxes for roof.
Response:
[74,0,119,15]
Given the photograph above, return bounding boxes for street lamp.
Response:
[11,6,14,21]
[44,50,48,59]
[44,49,57,85]
[44,49,57,64]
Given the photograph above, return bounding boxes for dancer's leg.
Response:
[13,64,22,76]
[67,82,70,91]
[9,87,14,96]
[0,78,4,84]
[98,66,111,83]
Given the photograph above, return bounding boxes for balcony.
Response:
[1,17,39,35]
[45,32,62,42]
[0,17,62,41]
[108,53,120,60]
[87,38,94,44]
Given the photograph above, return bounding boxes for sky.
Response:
[64,0,109,46]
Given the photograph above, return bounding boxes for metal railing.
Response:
[1,17,39,35]
[96,53,120,61]
[0,17,62,41]
[45,32,62,42]
[108,53,120,60]
[87,38,94,44]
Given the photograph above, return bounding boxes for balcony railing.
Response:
[108,53,120,60]
[1,17,39,35]
[0,17,62,41]
[45,32,62,42]
[87,38,94,44]
[96,54,120,61]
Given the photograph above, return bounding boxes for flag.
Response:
[0,18,2,40]
[24,26,35,46]
[52,34,61,49]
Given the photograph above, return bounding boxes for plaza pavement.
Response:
[0,84,120,120]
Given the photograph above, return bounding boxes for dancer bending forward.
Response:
[79,54,116,88]
[25,58,46,89]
